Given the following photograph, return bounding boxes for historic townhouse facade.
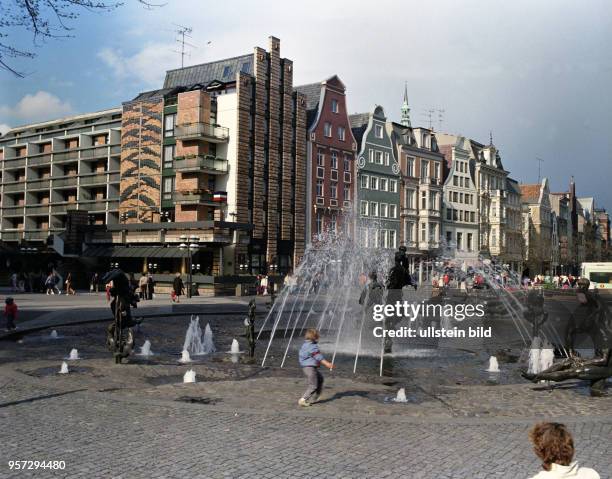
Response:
[436,134,479,263]
[550,192,572,273]
[351,106,401,250]
[520,178,553,275]
[295,76,357,241]
[0,109,122,248]
[504,177,524,271]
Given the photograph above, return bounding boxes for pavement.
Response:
[0,295,611,478]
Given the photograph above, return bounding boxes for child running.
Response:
[298,328,334,407]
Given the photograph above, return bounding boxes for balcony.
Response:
[401,207,418,216]
[2,206,24,217]
[23,230,51,241]
[4,158,26,169]
[110,145,121,156]
[28,179,51,191]
[53,176,78,188]
[173,191,225,206]
[1,230,23,241]
[419,208,441,218]
[28,154,52,166]
[51,204,69,214]
[419,177,440,186]
[174,155,228,174]
[25,205,50,215]
[53,150,79,162]
[174,122,229,143]
[81,200,108,212]
[3,182,25,193]
[81,146,109,159]
[80,173,108,186]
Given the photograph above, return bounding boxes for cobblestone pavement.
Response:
[1,311,611,478]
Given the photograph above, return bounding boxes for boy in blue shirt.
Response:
[298,328,334,407]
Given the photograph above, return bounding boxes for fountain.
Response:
[392,387,408,403]
[183,316,215,356]
[179,350,192,363]
[138,340,153,357]
[230,338,241,354]
[486,356,500,373]
[183,369,196,383]
[50,330,59,339]
[59,362,69,374]
[68,348,79,360]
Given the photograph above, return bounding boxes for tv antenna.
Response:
[421,109,435,130]
[437,109,445,131]
[173,24,195,68]
[536,157,544,183]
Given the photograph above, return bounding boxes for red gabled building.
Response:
[295,76,357,241]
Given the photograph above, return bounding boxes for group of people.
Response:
[138,273,156,301]
[522,272,579,289]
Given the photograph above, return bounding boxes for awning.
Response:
[83,245,190,258]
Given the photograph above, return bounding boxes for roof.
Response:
[163,54,253,89]
[293,82,322,112]
[520,184,542,203]
[506,177,521,195]
[130,87,179,102]
[349,113,369,145]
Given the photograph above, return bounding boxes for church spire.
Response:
[400,82,411,127]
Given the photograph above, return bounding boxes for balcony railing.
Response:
[25,205,50,215]
[173,191,221,205]
[23,230,51,241]
[3,182,25,192]
[3,158,26,169]
[401,207,418,216]
[174,122,229,142]
[80,173,108,186]
[110,145,121,156]
[53,150,79,162]
[28,179,51,190]
[81,146,109,159]
[51,204,68,214]
[2,206,24,216]
[174,155,228,174]
[1,231,23,241]
[28,154,52,166]
[53,177,78,188]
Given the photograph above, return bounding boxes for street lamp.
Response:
[111,262,119,269]
[179,234,200,298]
[160,211,172,222]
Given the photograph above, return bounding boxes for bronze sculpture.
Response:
[246,298,256,359]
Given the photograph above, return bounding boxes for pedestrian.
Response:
[139,274,148,300]
[65,273,76,295]
[147,273,155,300]
[90,272,99,294]
[4,297,18,331]
[260,274,269,296]
[45,273,56,295]
[297,328,334,407]
[528,422,599,478]
[172,273,184,303]
[10,272,18,292]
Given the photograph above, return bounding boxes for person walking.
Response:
[147,273,155,300]
[172,273,184,303]
[4,297,18,331]
[65,273,76,295]
[90,272,99,294]
[45,273,56,295]
[297,328,334,407]
[139,274,148,300]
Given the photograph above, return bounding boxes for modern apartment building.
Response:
[0,109,122,248]
[83,36,307,291]
[295,75,357,241]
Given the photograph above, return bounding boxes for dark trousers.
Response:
[302,366,323,401]
[5,314,15,330]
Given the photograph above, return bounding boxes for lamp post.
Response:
[111,262,119,269]
[179,234,200,298]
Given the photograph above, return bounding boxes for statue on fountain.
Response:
[522,279,612,396]
[245,298,257,359]
[524,289,548,338]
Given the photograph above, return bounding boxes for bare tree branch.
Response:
[0,0,165,77]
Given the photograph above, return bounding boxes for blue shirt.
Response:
[299,340,324,367]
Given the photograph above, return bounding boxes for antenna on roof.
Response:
[421,109,435,130]
[173,24,195,68]
[437,109,445,131]
[536,157,544,183]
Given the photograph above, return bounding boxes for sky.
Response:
[1,0,611,210]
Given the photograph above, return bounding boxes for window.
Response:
[420,222,427,242]
[324,122,332,137]
[389,230,396,249]
[330,151,338,169]
[381,230,388,248]
[379,178,388,191]
[453,176,458,186]
[338,126,345,141]
[406,222,414,241]
[405,189,415,208]
[375,124,383,138]
[407,157,415,177]
[375,151,383,164]
[317,167,325,179]
[344,155,351,171]
[421,191,427,209]
[368,150,374,163]
[380,203,388,218]
[330,170,338,181]
[330,215,337,234]
[360,200,369,216]
[241,62,250,73]
[420,160,429,178]
[384,152,390,166]
[457,232,463,251]
[316,180,323,197]
[163,145,175,168]
[330,182,337,199]
[164,114,176,137]
[360,174,369,188]
[343,185,350,201]
[470,211,475,222]
[370,176,378,190]
[467,233,473,252]
[389,204,397,218]
[331,99,338,113]
[434,163,440,180]
[370,202,379,217]
[162,176,174,200]
[222,65,233,78]
[429,191,436,210]
[389,180,397,193]
[317,149,325,166]
[446,231,452,244]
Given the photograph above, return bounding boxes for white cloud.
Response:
[0,123,11,135]
[0,91,73,124]
[98,43,177,87]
